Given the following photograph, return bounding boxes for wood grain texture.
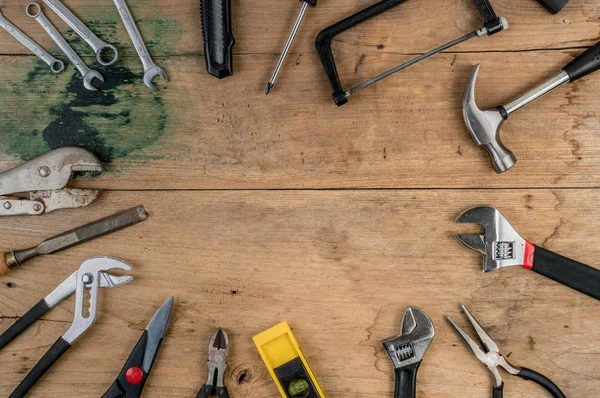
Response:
[0,190,599,397]
[1,0,600,396]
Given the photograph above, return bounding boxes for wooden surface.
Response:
[1,0,599,397]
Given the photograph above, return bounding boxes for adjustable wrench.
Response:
[42,0,118,66]
[112,0,167,90]
[27,3,104,91]
[382,308,435,398]
[0,9,64,73]
[456,205,600,300]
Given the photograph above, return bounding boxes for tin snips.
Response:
[0,147,102,216]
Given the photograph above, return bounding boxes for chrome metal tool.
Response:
[0,206,148,276]
[0,147,102,217]
[448,305,566,397]
[265,0,317,94]
[42,0,118,65]
[382,307,434,398]
[0,8,64,73]
[7,257,133,398]
[196,328,230,398]
[463,40,600,173]
[456,205,600,300]
[27,3,104,91]
[112,0,168,90]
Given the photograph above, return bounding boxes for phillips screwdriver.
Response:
[265,0,317,95]
[0,205,148,276]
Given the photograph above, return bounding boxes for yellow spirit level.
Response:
[253,321,326,398]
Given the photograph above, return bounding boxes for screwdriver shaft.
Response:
[265,2,309,95]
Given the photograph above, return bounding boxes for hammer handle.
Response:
[563,41,600,83]
[531,245,600,300]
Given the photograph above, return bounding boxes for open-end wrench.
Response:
[27,3,104,91]
[382,308,435,398]
[0,9,64,73]
[42,0,118,66]
[112,0,167,90]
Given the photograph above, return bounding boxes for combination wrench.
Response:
[27,3,104,91]
[0,9,64,73]
[42,0,118,66]
[112,0,167,90]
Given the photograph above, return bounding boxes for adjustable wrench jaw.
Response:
[463,65,517,173]
[62,257,133,344]
[382,307,435,369]
[456,206,527,272]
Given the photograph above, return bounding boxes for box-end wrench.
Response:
[112,0,167,90]
[0,9,64,73]
[42,0,118,66]
[27,3,104,91]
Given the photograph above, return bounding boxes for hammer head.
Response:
[463,65,517,173]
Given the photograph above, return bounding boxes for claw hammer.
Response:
[463,40,600,173]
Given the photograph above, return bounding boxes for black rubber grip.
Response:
[394,362,420,398]
[536,0,569,14]
[473,0,497,23]
[518,367,566,398]
[201,0,235,79]
[302,0,317,6]
[563,41,600,83]
[531,245,600,300]
[0,300,50,351]
[216,386,229,398]
[10,337,71,398]
[315,0,409,106]
[492,382,504,398]
[196,384,213,398]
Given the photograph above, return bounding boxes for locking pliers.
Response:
[0,147,102,216]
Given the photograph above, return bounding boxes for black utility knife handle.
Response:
[201,0,235,79]
[10,337,71,398]
[563,41,600,83]
[518,368,566,398]
[531,245,600,300]
[315,0,409,106]
[394,361,420,398]
[537,0,569,14]
[0,300,50,351]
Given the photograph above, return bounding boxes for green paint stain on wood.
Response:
[0,59,169,167]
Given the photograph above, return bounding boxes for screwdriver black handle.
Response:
[10,337,71,398]
[563,41,600,83]
[517,368,566,398]
[0,300,50,351]
[201,0,235,78]
[394,361,420,398]
[531,245,600,300]
[537,0,569,14]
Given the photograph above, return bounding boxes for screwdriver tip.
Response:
[265,82,274,95]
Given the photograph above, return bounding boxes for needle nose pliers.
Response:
[196,328,230,398]
[447,305,566,398]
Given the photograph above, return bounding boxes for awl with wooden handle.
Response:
[0,205,148,275]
